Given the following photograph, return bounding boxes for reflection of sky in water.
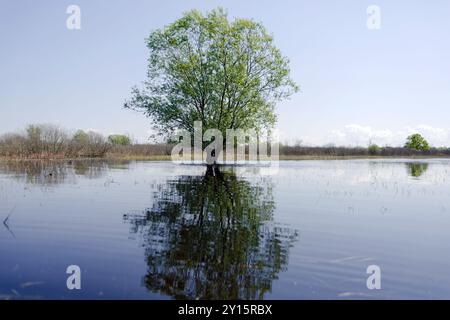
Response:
[0,159,450,299]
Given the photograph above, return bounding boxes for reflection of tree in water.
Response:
[407,162,429,178]
[0,160,128,185]
[72,160,109,180]
[124,167,298,300]
[0,160,71,185]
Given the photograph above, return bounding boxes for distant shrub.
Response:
[81,131,110,157]
[108,134,131,146]
[23,124,68,155]
[405,134,430,151]
[368,144,380,156]
[67,130,111,157]
[109,143,173,157]
[73,130,89,144]
[0,133,28,156]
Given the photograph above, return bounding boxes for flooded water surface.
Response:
[1,159,450,299]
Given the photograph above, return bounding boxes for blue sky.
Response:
[1,0,449,146]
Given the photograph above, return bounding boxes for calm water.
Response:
[1,159,450,300]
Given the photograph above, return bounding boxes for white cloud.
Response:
[298,124,450,147]
[129,124,450,147]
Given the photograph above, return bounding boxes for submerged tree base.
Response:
[205,163,224,179]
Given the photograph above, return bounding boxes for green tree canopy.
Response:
[73,130,89,144]
[368,144,380,156]
[405,134,430,151]
[108,134,131,146]
[125,8,298,137]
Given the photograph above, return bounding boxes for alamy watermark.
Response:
[66,265,81,290]
[366,265,381,290]
[66,5,81,30]
[170,121,280,172]
[367,5,381,30]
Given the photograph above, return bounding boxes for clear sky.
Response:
[1,0,449,146]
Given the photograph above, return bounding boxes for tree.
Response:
[124,8,298,138]
[73,130,89,145]
[26,124,42,153]
[84,131,110,157]
[108,134,131,146]
[25,124,68,154]
[368,144,380,156]
[404,134,430,151]
[70,130,110,157]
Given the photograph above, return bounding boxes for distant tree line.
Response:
[1,126,448,159]
[0,124,173,159]
[281,144,450,157]
[0,124,110,158]
[282,134,450,157]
